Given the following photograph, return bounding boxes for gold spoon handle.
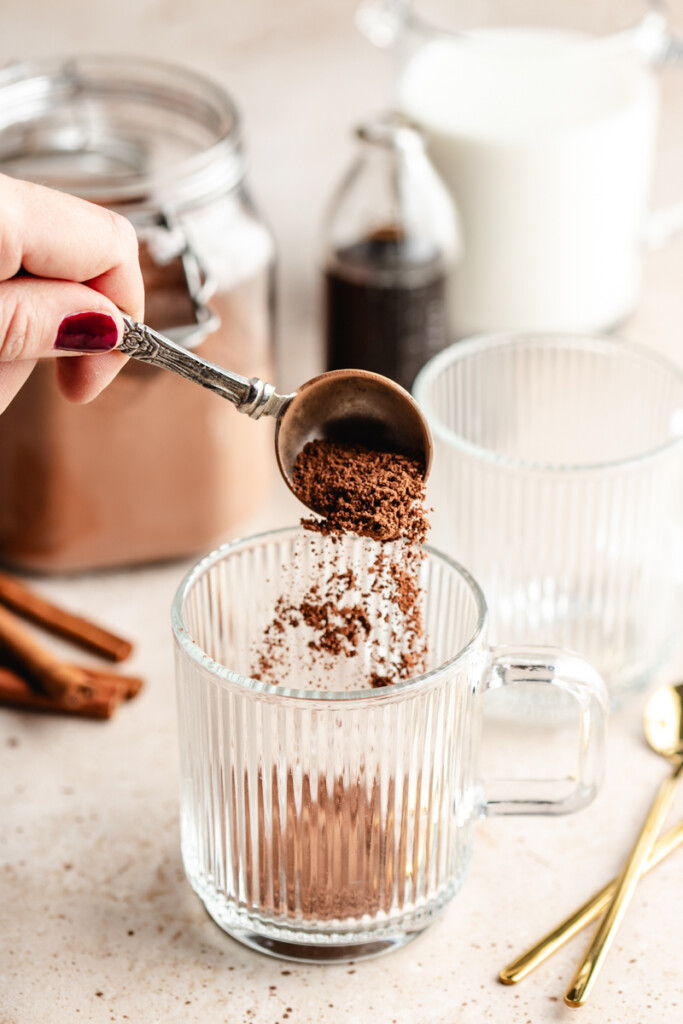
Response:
[499,818,683,985]
[564,760,683,1007]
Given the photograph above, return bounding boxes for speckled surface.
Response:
[3,3,683,1022]
[2,577,683,1024]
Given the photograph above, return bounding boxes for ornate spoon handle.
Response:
[119,315,292,420]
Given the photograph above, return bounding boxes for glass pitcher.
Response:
[358,0,683,336]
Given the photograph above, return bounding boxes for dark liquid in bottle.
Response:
[324,227,449,392]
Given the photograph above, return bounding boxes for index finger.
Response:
[0,174,144,320]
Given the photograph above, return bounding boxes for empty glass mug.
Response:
[172,527,607,962]
[413,333,683,706]
[358,0,683,335]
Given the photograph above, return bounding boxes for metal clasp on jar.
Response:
[137,211,220,350]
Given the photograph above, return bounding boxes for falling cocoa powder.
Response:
[245,438,433,928]
[252,439,429,689]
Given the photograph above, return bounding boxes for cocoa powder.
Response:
[247,438,432,928]
[252,439,429,690]
[292,439,428,545]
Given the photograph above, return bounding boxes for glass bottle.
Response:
[0,56,276,572]
[322,112,459,393]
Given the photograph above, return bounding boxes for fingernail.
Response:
[54,312,119,353]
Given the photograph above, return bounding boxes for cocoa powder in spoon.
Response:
[292,439,428,546]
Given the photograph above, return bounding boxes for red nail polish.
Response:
[54,312,119,352]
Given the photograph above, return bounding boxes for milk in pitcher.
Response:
[398,28,659,334]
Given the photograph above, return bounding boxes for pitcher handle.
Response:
[355,0,410,48]
[642,23,683,249]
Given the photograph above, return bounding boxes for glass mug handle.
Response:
[482,646,609,817]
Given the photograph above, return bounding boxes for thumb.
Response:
[0,277,124,362]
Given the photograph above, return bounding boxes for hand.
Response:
[0,173,144,414]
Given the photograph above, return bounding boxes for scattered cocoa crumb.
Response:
[300,599,371,655]
[368,674,393,689]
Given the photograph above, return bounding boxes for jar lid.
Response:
[0,55,245,219]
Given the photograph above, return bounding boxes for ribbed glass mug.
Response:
[413,333,683,706]
[172,527,607,962]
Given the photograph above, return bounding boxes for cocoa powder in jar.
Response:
[0,243,275,572]
[0,58,277,572]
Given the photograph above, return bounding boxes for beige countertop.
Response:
[3,3,683,1022]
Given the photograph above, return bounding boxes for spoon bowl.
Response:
[275,368,433,507]
[643,682,683,761]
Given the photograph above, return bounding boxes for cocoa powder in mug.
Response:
[247,438,431,929]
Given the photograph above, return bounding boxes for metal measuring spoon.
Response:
[564,682,683,1007]
[119,317,433,509]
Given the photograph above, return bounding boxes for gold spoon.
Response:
[563,682,683,1007]
[498,817,683,985]
[120,317,433,510]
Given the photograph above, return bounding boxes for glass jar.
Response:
[322,112,458,393]
[0,56,276,571]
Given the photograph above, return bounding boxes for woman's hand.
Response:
[0,173,144,413]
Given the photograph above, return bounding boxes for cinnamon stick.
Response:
[0,668,119,720]
[0,603,93,705]
[0,570,133,662]
[75,666,144,701]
